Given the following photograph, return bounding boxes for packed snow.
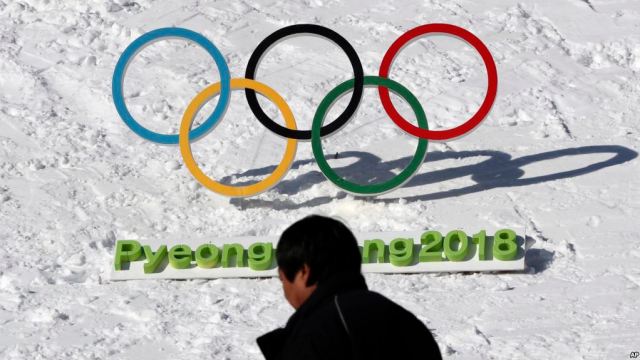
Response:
[0,0,639,359]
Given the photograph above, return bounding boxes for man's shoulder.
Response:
[334,289,441,359]
[307,288,428,333]
[339,289,416,317]
[290,289,383,337]
[283,289,442,360]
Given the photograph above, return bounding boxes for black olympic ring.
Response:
[244,24,364,140]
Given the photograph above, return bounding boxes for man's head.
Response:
[276,215,361,309]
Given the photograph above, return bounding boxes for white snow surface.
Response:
[1,0,639,359]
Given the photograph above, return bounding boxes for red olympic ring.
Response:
[378,23,498,141]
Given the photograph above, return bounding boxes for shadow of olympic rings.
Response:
[223,145,637,210]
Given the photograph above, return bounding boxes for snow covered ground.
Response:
[1,0,639,358]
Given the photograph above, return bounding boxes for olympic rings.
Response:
[312,76,429,196]
[112,27,231,145]
[112,24,498,197]
[179,78,297,198]
[245,24,364,140]
[378,23,498,140]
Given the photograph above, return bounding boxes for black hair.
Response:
[276,215,361,286]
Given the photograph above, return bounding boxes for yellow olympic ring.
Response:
[179,78,298,197]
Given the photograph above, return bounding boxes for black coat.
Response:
[257,273,442,360]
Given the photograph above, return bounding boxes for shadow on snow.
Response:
[220,145,637,210]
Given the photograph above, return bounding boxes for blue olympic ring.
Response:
[112,27,231,145]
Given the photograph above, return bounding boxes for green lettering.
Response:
[472,230,487,260]
[114,240,142,271]
[169,244,192,269]
[493,229,518,261]
[419,231,444,262]
[444,230,469,262]
[248,242,273,271]
[362,239,385,264]
[389,238,414,266]
[222,243,245,268]
[195,244,221,269]
[142,245,167,274]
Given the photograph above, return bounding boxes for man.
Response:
[257,215,442,360]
